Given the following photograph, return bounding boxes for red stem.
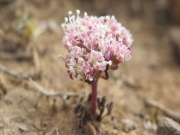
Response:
[91,80,98,116]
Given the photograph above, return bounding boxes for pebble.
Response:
[121,119,135,133]
[0,117,20,135]
[16,122,31,131]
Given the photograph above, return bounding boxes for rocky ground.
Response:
[0,0,180,135]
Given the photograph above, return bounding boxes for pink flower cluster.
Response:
[61,10,133,82]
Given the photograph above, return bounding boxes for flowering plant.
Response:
[61,10,133,116]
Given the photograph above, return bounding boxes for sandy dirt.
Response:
[0,0,180,135]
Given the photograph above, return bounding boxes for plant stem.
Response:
[91,79,98,116]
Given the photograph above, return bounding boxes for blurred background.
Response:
[0,0,180,135]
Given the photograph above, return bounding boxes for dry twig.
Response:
[144,98,180,123]
[0,65,29,80]
[29,79,80,102]
[32,44,41,75]
[0,65,84,105]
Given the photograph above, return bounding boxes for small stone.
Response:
[124,76,139,89]
[16,122,31,131]
[0,117,20,135]
[116,79,123,88]
[156,117,180,135]
[121,119,135,133]
[47,20,60,33]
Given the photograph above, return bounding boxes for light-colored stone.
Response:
[156,117,180,135]
[0,117,20,135]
